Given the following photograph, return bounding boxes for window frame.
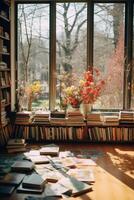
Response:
[14,0,134,112]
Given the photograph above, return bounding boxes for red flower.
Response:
[80,67,105,104]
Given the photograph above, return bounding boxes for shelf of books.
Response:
[0,0,11,146]
[11,110,134,144]
[12,110,86,142]
[0,123,12,146]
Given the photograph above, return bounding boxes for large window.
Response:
[16,1,133,111]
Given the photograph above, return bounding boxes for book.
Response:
[0,172,25,186]
[17,184,44,194]
[27,155,50,164]
[50,111,66,118]
[7,139,25,146]
[11,161,34,172]
[25,196,59,200]
[22,173,45,189]
[7,147,26,153]
[67,168,95,183]
[57,176,92,196]
[41,169,66,183]
[40,144,59,156]
[0,185,15,195]
[45,182,71,197]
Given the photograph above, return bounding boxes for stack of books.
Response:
[66,111,84,126]
[86,112,102,125]
[119,111,134,124]
[17,173,45,194]
[50,111,66,126]
[33,110,50,124]
[6,138,26,153]
[15,111,33,124]
[0,99,8,126]
[102,115,119,126]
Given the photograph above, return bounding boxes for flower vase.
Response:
[81,103,92,118]
[71,104,80,112]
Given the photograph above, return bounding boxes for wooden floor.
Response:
[1,143,134,200]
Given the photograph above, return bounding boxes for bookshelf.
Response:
[10,110,134,144]
[12,123,134,144]
[0,0,11,146]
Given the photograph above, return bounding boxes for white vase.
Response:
[81,103,92,117]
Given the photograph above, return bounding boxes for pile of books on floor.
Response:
[6,138,27,153]
[119,110,134,124]
[15,111,34,124]
[33,110,50,124]
[0,143,96,197]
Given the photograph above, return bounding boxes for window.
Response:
[56,2,87,109]
[16,1,133,111]
[17,3,50,110]
[93,3,125,109]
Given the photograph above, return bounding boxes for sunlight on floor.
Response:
[106,149,134,179]
[115,148,134,156]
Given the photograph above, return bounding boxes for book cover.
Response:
[45,182,71,197]
[17,184,44,194]
[0,172,25,186]
[40,146,59,156]
[11,161,34,172]
[22,173,45,189]
[7,139,25,146]
[29,155,50,164]
[67,168,95,183]
[0,185,15,195]
[58,176,92,196]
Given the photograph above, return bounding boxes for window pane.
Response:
[17,4,49,110]
[94,3,125,109]
[56,3,87,110]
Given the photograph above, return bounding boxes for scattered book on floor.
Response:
[11,161,35,172]
[41,168,66,183]
[0,185,15,195]
[40,144,59,156]
[45,182,71,197]
[0,172,25,186]
[67,168,95,183]
[57,176,92,196]
[26,155,50,164]
[25,196,60,200]
[17,184,44,194]
[22,173,46,189]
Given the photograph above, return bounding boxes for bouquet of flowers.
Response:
[17,81,42,111]
[63,85,82,108]
[79,67,105,104]
[25,81,42,110]
[61,67,105,110]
